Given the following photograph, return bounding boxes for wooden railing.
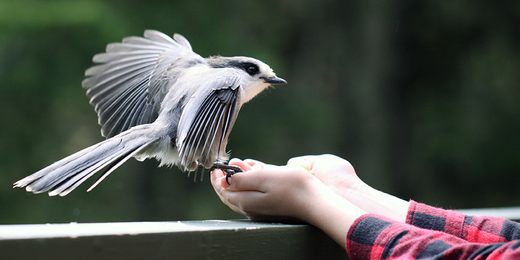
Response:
[457,206,520,220]
[0,220,348,260]
[2,206,520,260]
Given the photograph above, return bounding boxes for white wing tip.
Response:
[173,33,192,50]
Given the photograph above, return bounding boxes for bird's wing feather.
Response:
[176,70,242,170]
[83,30,204,138]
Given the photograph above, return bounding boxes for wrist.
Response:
[301,183,366,247]
[342,181,409,223]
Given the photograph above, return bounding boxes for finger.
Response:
[210,170,249,214]
[229,158,270,171]
[211,171,262,216]
[210,169,229,191]
[229,158,253,171]
[287,155,314,165]
[287,157,312,172]
[224,169,270,192]
[214,187,249,216]
[225,164,290,192]
[243,159,267,168]
[219,189,261,218]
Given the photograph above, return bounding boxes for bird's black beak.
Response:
[262,76,287,85]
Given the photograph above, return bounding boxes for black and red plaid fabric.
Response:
[346,200,520,259]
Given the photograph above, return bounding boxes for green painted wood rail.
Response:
[0,220,348,259]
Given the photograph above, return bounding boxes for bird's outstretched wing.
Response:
[82,30,204,138]
[176,70,243,171]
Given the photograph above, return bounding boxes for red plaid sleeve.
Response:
[407,200,520,242]
[346,201,520,260]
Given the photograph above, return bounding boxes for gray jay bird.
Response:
[13,30,286,196]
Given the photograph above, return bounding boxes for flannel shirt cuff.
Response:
[406,200,466,238]
[346,214,404,260]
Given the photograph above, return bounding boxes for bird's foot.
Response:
[210,163,243,185]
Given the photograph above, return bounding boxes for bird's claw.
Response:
[210,163,243,185]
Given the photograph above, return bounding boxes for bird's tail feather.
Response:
[14,126,157,196]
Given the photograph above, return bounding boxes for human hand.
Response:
[211,158,322,221]
[287,154,361,201]
[287,154,409,223]
[210,158,366,247]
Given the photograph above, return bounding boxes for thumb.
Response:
[223,169,269,192]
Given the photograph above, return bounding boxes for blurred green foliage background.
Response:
[1,0,520,224]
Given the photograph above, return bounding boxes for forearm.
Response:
[341,180,409,223]
[301,185,367,247]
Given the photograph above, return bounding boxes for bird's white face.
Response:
[230,57,286,103]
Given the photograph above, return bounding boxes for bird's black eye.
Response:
[243,63,259,76]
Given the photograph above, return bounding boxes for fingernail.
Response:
[221,177,231,188]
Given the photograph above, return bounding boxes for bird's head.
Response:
[208,56,287,103]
